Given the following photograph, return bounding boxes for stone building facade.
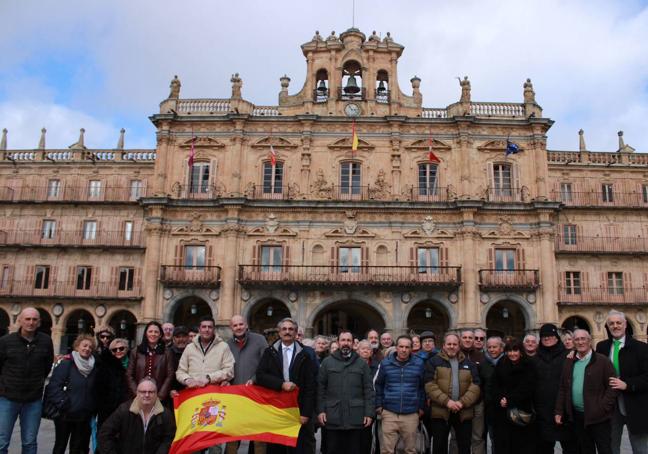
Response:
[1,28,646,352]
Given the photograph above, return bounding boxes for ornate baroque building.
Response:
[1,28,647,352]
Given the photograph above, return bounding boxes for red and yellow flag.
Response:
[170,385,301,454]
[351,120,359,152]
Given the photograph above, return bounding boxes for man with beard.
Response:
[226,315,268,454]
[533,324,576,454]
[161,322,174,347]
[317,331,374,453]
[366,329,383,362]
[256,318,316,454]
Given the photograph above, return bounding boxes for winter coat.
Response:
[255,340,316,417]
[226,331,268,385]
[97,397,176,454]
[494,356,535,416]
[555,351,617,427]
[47,357,97,421]
[95,350,130,424]
[596,335,648,434]
[127,343,175,400]
[532,342,572,442]
[175,335,235,385]
[317,351,374,430]
[424,351,480,421]
[0,331,53,402]
[480,354,502,412]
[375,352,425,415]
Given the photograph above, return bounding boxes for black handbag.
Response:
[506,407,535,427]
[41,361,70,420]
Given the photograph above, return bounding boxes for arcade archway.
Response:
[485,300,527,339]
[0,308,9,337]
[109,310,138,344]
[37,307,52,337]
[62,309,95,353]
[172,296,212,329]
[561,316,591,333]
[249,299,291,336]
[312,300,385,338]
[407,301,450,337]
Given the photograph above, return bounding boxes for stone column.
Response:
[219,209,242,323]
[154,126,171,195]
[142,219,164,322]
[539,230,559,325]
[458,211,479,327]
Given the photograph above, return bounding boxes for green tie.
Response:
[612,339,621,376]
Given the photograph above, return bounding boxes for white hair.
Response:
[606,310,626,323]
[523,334,538,342]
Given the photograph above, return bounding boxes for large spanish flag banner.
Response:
[170,384,301,454]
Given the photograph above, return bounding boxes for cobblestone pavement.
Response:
[10,419,633,453]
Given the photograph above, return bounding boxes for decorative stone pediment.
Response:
[251,136,298,149]
[247,226,297,236]
[325,227,375,238]
[178,136,226,148]
[405,138,451,151]
[327,137,374,150]
[477,140,524,153]
[403,229,455,239]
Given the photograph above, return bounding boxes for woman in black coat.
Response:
[95,338,131,427]
[48,334,98,454]
[493,339,536,454]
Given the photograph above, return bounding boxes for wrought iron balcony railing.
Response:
[238,265,462,287]
[0,186,146,203]
[0,281,141,299]
[478,269,540,290]
[558,287,648,305]
[486,188,526,203]
[551,191,648,208]
[159,265,221,287]
[0,230,144,248]
[555,235,648,254]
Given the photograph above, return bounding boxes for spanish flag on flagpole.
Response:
[351,119,359,152]
[170,385,301,454]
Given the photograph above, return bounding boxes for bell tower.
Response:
[277,29,423,117]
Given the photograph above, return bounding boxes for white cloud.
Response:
[1,0,647,151]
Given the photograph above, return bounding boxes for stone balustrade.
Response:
[176,99,231,114]
[548,150,647,166]
[1,149,156,163]
[470,102,525,117]
[421,108,448,118]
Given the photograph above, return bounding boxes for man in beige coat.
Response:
[176,316,235,388]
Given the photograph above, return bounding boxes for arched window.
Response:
[376,70,389,103]
[340,161,361,196]
[418,163,438,196]
[341,60,363,100]
[262,161,283,196]
[314,69,329,103]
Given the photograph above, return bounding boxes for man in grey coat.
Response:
[226,315,268,454]
[317,330,374,454]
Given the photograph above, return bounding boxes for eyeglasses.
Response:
[111,346,127,353]
[137,390,156,395]
[475,337,485,341]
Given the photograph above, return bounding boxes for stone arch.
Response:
[108,309,138,343]
[375,244,389,266]
[36,307,53,337]
[308,297,386,338]
[168,295,213,329]
[482,295,534,339]
[0,307,9,337]
[561,315,591,333]
[404,299,452,337]
[61,309,96,353]
[244,297,292,337]
[163,289,217,325]
[311,244,326,266]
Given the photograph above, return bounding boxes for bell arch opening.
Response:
[312,300,385,338]
[248,299,291,337]
[62,309,95,353]
[561,315,591,333]
[406,301,450,337]
[172,296,212,329]
[485,300,527,339]
[108,310,138,344]
[36,307,52,337]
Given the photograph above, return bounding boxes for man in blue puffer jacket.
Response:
[375,335,425,454]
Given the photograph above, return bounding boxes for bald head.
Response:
[230,315,248,338]
[17,307,40,337]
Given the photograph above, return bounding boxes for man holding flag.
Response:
[256,318,316,454]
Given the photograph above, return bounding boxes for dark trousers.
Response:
[267,418,315,454]
[430,414,471,454]
[359,424,373,454]
[573,411,612,454]
[536,439,577,454]
[52,417,91,454]
[326,428,362,454]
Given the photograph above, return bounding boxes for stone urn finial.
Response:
[116,128,125,150]
[69,128,86,150]
[0,128,7,151]
[578,129,587,151]
[38,127,46,149]
[280,74,291,91]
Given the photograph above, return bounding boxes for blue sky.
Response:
[1,0,647,152]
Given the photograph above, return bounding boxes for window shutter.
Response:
[207,245,214,267]
[174,244,181,266]
[252,244,259,265]
[284,245,291,267]
[623,272,632,291]
[111,267,118,289]
[209,159,217,189]
[582,271,589,290]
[50,267,58,288]
[561,271,566,290]
[440,247,449,267]
[600,272,607,290]
[26,265,35,286]
[487,248,494,269]
[409,247,416,273]
[516,248,526,270]
[361,246,369,270]
[512,163,520,191]
[487,162,495,190]
[330,246,337,271]
[68,265,76,288]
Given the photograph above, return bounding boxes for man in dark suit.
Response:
[595,310,648,454]
[256,317,316,454]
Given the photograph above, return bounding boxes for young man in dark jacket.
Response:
[595,309,648,454]
[375,335,426,454]
[317,330,374,454]
[98,377,176,454]
[256,317,315,454]
[0,307,54,454]
[555,329,617,454]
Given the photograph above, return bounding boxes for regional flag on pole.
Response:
[428,131,441,163]
[188,132,196,168]
[351,120,359,152]
[270,144,277,166]
[170,385,301,454]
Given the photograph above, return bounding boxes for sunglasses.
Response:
[111,346,127,353]
[475,337,485,341]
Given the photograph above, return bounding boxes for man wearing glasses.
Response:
[256,318,316,454]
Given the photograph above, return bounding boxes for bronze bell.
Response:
[377,80,386,93]
[344,75,360,94]
[317,80,327,93]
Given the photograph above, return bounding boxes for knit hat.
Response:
[420,331,436,341]
[173,325,189,336]
[539,323,559,339]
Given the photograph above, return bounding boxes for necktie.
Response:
[612,339,621,376]
[283,347,291,382]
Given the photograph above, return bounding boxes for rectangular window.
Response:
[124,221,133,242]
[262,162,283,194]
[1,266,11,289]
[41,220,56,240]
[418,164,438,196]
[417,247,440,273]
[83,221,97,240]
[118,267,135,291]
[184,245,206,269]
[494,249,516,271]
[340,162,361,195]
[560,183,573,202]
[190,163,210,193]
[88,180,102,198]
[260,245,283,272]
[339,247,361,273]
[607,272,624,295]
[642,185,648,204]
[563,224,577,245]
[492,164,512,196]
[565,271,581,295]
[34,265,50,289]
[76,266,92,290]
[602,184,614,203]
[130,180,143,200]
[47,179,61,198]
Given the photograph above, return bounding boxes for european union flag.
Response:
[506,140,520,156]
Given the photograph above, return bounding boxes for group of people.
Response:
[1,307,647,454]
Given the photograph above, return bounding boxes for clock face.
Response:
[345,103,360,117]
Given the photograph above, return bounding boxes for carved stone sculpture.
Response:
[231,73,242,99]
[523,78,535,104]
[459,76,471,103]
[169,75,181,99]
